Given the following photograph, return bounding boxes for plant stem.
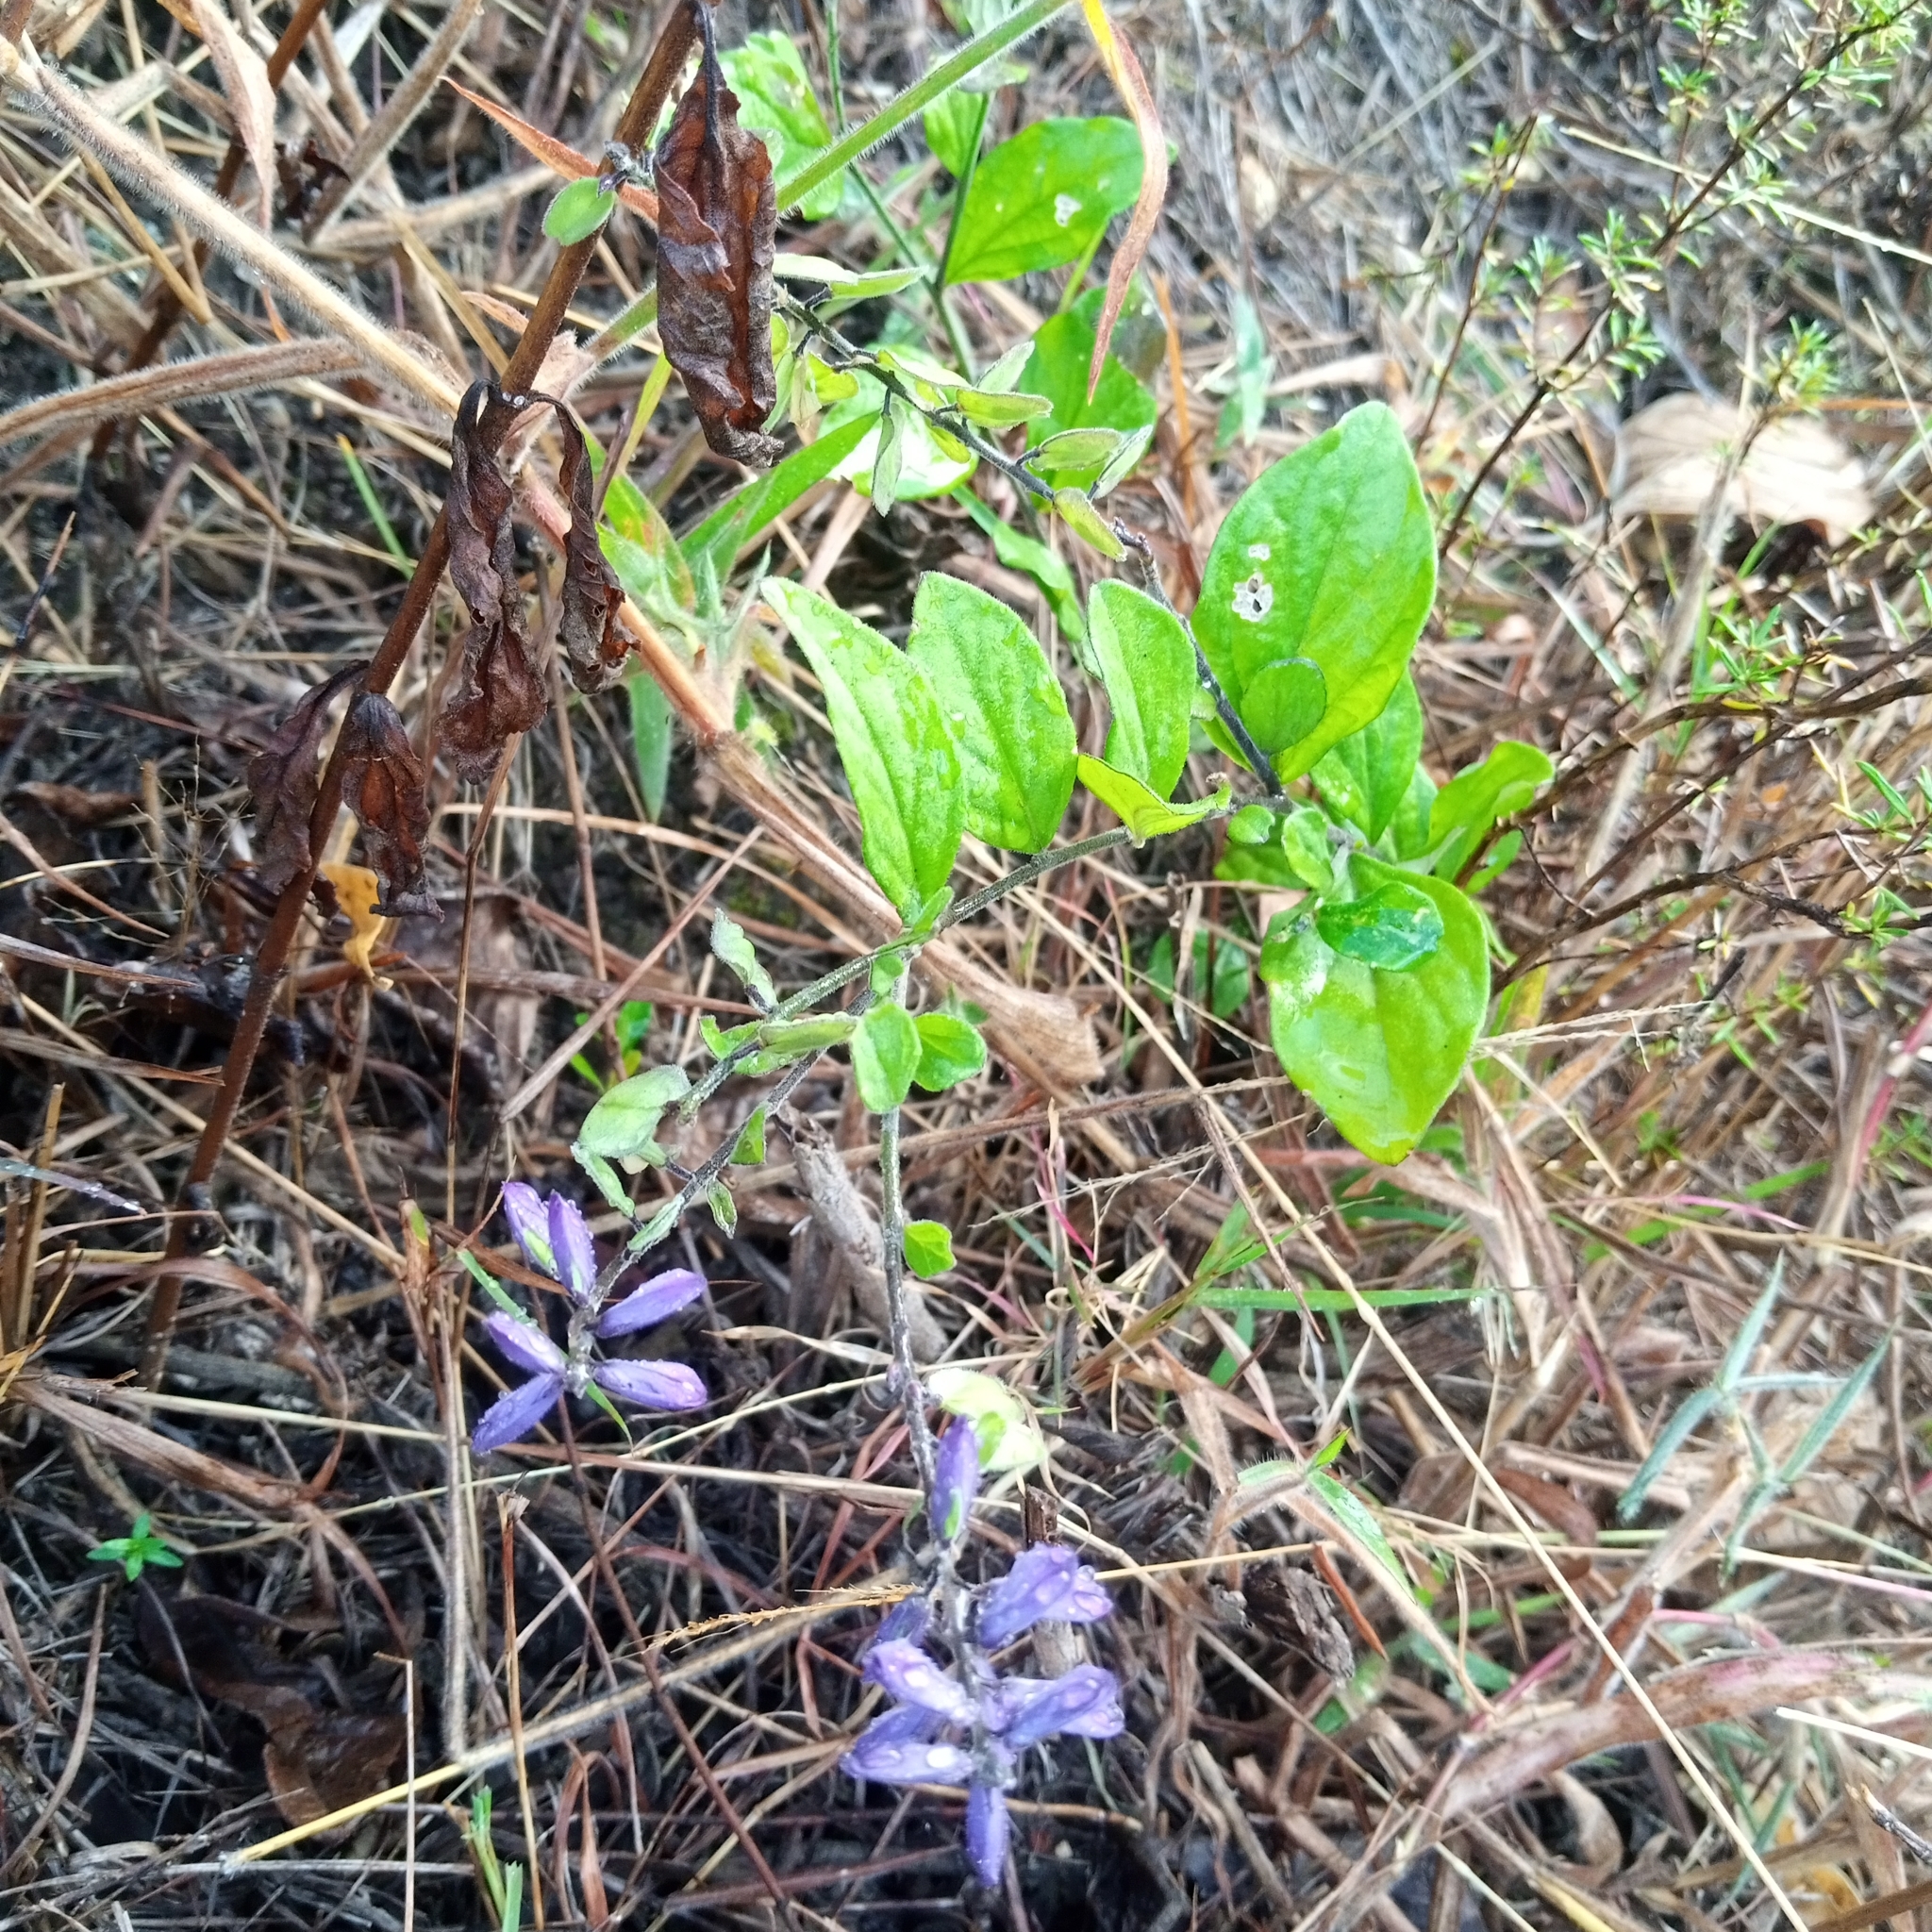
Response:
[875,1104,936,1491]
[141,0,705,1386]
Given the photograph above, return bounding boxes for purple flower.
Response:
[840,1716,972,1788]
[473,1367,565,1455]
[976,1546,1114,1649]
[966,1780,1009,1888]
[864,1641,976,1725]
[501,1181,555,1276]
[591,1357,708,1410]
[501,1183,599,1302]
[986,1664,1124,1748]
[871,1594,932,1651]
[931,1420,979,1545]
[597,1267,706,1337]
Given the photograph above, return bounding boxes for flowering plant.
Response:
[840,1420,1125,1886]
[471,1182,708,1454]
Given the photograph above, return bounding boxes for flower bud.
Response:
[976,1545,1113,1650]
[929,1419,980,1546]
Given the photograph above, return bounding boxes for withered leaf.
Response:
[440,380,547,785]
[553,404,628,692]
[653,24,780,469]
[246,660,370,894]
[263,1710,407,1833]
[337,692,440,920]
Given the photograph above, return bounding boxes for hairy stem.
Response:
[875,1103,936,1493]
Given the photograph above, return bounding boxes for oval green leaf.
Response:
[1310,670,1423,842]
[763,579,964,915]
[1196,402,1435,782]
[1089,579,1192,801]
[913,1011,988,1091]
[1269,859,1488,1164]
[905,572,1075,854]
[1315,876,1445,971]
[853,1000,921,1111]
[1426,741,1555,879]
[543,175,616,244]
[1078,754,1228,843]
[945,116,1143,285]
[577,1062,691,1161]
[1243,656,1327,755]
[904,1218,955,1278]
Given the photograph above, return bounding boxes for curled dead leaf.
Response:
[440,380,547,785]
[1612,393,1874,547]
[245,660,369,894]
[337,692,439,919]
[653,16,780,468]
[553,404,627,692]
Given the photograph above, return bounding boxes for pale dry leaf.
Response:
[184,0,278,228]
[1612,393,1874,546]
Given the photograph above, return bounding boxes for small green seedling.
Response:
[87,1513,183,1582]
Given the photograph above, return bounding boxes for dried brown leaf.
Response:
[440,380,547,784]
[245,660,368,895]
[553,404,627,692]
[182,0,278,229]
[337,692,439,919]
[653,31,780,468]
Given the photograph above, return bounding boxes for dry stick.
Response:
[137,0,703,1386]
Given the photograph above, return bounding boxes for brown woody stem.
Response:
[142,0,702,1384]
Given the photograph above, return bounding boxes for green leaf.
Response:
[1268,859,1488,1164]
[1090,579,1192,800]
[764,579,965,916]
[708,1181,739,1235]
[928,1366,1047,1474]
[1031,426,1123,472]
[1388,761,1438,862]
[603,475,695,617]
[720,33,843,218]
[956,387,1053,427]
[906,572,1075,853]
[710,909,777,1009]
[577,1063,691,1162]
[976,340,1036,393]
[945,116,1143,284]
[828,378,974,500]
[853,1001,921,1110]
[1077,755,1229,842]
[680,416,874,570]
[1196,402,1436,781]
[732,1107,767,1166]
[955,489,1085,642]
[1198,933,1253,1020]
[626,673,673,822]
[924,86,986,178]
[575,1148,634,1218]
[914,1011,988,1091]
[1020,298,1158,488]
[615,999,654,1063]
[904,1218,955,1277]
[1241,657,1327,756]
[1257,916,1332,1027]
[1280,808,1335,891]
[1315,874,1445,971]
[1426,741,1555,879]
[1053,489,1124,558]
[1306,1469,1417,1602]
[543,175,616,244]
[742,1015,856,1075]
[1311,671,1423,842]
[1617,1387,1723,1524]
[1092,424,1155,499]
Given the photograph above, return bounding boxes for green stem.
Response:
[774,0,1074,212]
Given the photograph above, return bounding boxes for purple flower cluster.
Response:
[840,1421,1124,1888]
[473,1183,708,1454]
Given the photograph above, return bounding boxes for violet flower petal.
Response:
[472,1374,562,1454]
[483,1311,568,1378]
[930,1419,979,1545]
[862,1641,976,1724]
[976,1545,1114,1649]
[501,1181,554,1277]
[591,1357,708,1411]
[871,1594,932,1651]
[841,1728,972,1789]
[548,1193,599,1305]
[596,1267,707,1338]
[853,1702,941,1747]
[965,1781,1010,1887]
[991,1665,1125,1748]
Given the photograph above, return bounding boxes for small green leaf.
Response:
[871,396,906,508]
[1315,875,1446,971]
[1307,1469,1416,1602]
[731,1107,767,1166]
[626,673,673,822]
[945,116,1143,284]
[904,1219,955,1277]
[906,572,1076,853]
[1268,858,1488,1164]
[1077,755,1228,841]
[1226,805,1275,845]
[956,387,1054,427]
[1426,741,1555,879]
[710,908,777,1010]
[681,416,874,572]
[1053,489,1125,558]
[1030,426,1122,472]
[773,254,929,300]
[975,340,1035,394]
[1617,1387,1724,1523]
[924,86,985,177]
[544,175,616,244]
[928,1366,1047,1474]
[1242,656,1327,757]
[741,1015,857,1075]
[1281,808,1335,891]
[459,1247,532,1320]
[1090,579,1192,801]
[708,1182,739,1235]
[1093,424,1155,499]
[1020,296,1157,488]
[701,1014,760,1058]
[1311,671,1423,841]
[577,1064,691,1161]
[852,1001,921,1111]
[764,579,965,917]
[1195,402,1436,781]
[914,1011,988,1091]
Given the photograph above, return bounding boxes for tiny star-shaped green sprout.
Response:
[87,1513,184,1582]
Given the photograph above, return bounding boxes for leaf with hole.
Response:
[763,580,964,916]
[945,116,1143,284]
[906,572,1075,853]
[1196,402,1435,781]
